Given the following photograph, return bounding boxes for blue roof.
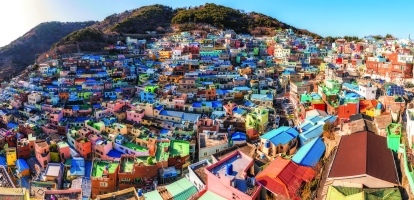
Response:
[297,122,314,132]
[244,101,256,107]
[7,122,18,129]
[202,82,214,85]
[292,137,325,167]
[342,83,359,91]
[260,126,299,145]
[107,149,123,158]
[92,104,102,109]
[193,102,202,108]
[72,105,80,111]
[232,132,247,141]
[216,89,224,95]
[0,156,6,167]
[212,101,222,108]
[233,107,246,115]
[15,158,29,172]
[304,116,322,125]
[155,105,164,111]
[160,110,183,118]
[160,129,170,135]
[70,157,85,176]
[182,113,201,122]
[318,115,337,125]
[85,161,92,178]
[299,124,324,145]
[311,93,322,100]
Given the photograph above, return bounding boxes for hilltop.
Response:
[0,21,96,79]
[0,4,321,78]
[49,3,321,56]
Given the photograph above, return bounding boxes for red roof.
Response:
[256,157,315,199]
[328,131,399,185]
[359,100,378,113]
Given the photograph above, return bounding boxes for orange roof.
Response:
[359,100,377,113]
[256,157,315,199]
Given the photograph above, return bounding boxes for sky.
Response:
[1,0,413,47]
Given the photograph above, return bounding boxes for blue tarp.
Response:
[16,159,29,172]
[7,122,18,129]
[292,137,325,167]
[85,161,92,178]
[232,132,247,141]
[0,156,6,167]
[70,157,85,176]
[107,149,123,158]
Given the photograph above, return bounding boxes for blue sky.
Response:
[1,0,413,47]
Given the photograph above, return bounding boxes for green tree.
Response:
[385,34,394,38]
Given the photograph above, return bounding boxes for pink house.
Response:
[35,141,50,169]
[233,77,246,86]
[106,99,128,113]
[223,102,238,116]
[88,134,103,151]
[196,116,220,133]
[94,139,120,161]
[41,124,59,135]
[50,110,63,124]
[202,150,261,200]
[57,142,71,161]
[126,109,145,124]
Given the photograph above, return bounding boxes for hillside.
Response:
[0,21,96,79]
[49,3,320,54]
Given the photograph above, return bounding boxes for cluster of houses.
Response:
[0,28,413,200]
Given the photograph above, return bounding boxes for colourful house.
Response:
[15,158,30,176]
[245,107,269,134]
[202,150,261,200]
[387,123,402,152]
[34,141,50,169]
[256,157,316,200]
[326,186,402,200]
[5,147,17,166]
[260,126,299,156]
[292,137,325,167]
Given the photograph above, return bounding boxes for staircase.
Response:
[320,179,333,200]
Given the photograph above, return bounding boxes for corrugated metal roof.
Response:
[165,178,197,200]
[299,124,324,145]
[326,186,402,200]
[292,137,325,167]
[260,126,299,145]
[328,131,399,185]
[199,191,227,200]
[143,190,163,200]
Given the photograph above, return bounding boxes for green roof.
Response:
[326,186,402,200]
[165,178,198,200]
[155,142,170,162]
[123,142,148,152]
[143,190,163,200]
[57,142,69,148]
[169,140,190,157]
[92,161,119,177]
[199,191,227,200]
[122,159,134,173]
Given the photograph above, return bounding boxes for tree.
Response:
[323,121,335,140]
[385,34,394,38]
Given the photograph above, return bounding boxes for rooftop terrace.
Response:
[92,161,118,177]
[122,142,148,152]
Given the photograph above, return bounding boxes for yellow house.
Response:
[0,187,30,200]
[6,148,17,166]
[159,51,171,59]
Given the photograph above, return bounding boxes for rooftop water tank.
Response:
[138,189,142,197]
[264,140,270,148]
[377,102,382,110]
[226,163,233,175]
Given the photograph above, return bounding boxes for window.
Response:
[204,152,207,156]
[216,149,219,153]
[100,182,108,187]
